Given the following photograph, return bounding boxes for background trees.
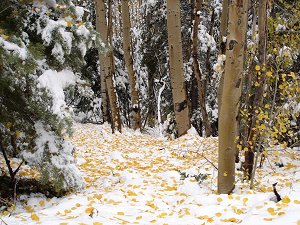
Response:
[0,0,299,197]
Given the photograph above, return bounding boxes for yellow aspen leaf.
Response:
[59,223,68,225]
[228,195,233,200]
[117,212,125,216]
[127,190,137,196]
[267,207,276,216]
[158,212,168,218]
[75,203,81,207]
[289,72,296,79]
[1,34,9,40]
[150,220,157,223]
[79,223,88,225]
[66,21,72,27]
[215,212,222,217]
[264,104,270,109]
[279,84,284,90]
[165,186,177,191]
[25,205,35,213]
[207,217,214,223]
[85,207,94,214]
[266,71,272,77]
[31,214,39,221]
[221,218,238,222]
[3,211,9,216]
[64,209,71,214]
[39,200,45,207]
[255,65,261,71]
[255,81,260,87]
[223,172,228,176]
[93,222,103,225]
[94,194,102,200]
[136,216,142,220]
[294,200,300,204]
[264,218,273,221]
[297,220,300,225]
[278,212,285,216]
[217,197,223,203]
[259,124,266,130]
[15,130,21,138]
[282,196,291,204]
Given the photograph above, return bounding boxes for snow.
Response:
[37,69,79,117]
[74,6,85,21]
[1,123,300,225]
[0,37,28,60]
[275,24,286,31]
[76,25,90,38]
[51,43,64,63]
[39,19,68,45]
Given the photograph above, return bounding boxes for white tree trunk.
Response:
[218,0,248,194]
[166,0,191,136]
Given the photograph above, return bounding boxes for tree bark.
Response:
[166,0,191,136]
[121,0,141,130]
[94,0,108,122]
[95,0,122,133]
[219,0,229,52]
[192,0,212,137]
[218,0,248,194]
[217,0,229,119]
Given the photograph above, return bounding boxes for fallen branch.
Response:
[0,216,9,225]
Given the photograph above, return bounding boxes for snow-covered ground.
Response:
[1,123,300,225]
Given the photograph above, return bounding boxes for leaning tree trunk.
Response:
[94,0,108,122]
[166,0,191,136]
[121,0,142,130]
[218,0,248,194]
[192,0,212,137]
[95,0,122,133]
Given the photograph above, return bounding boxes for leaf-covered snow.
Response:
[1,123,300,225]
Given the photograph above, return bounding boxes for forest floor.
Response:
[1,123,300,225]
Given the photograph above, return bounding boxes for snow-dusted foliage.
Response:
[0,0,103,193]
[21,122,83,192]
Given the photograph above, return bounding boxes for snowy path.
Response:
[2,123,300,225]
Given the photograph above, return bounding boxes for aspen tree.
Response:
[95,0,122,132]
[192,0,212,137]
[121,0,142,130]
[166,0,191,136]
[218,0,248,194]
[94,0,108,122]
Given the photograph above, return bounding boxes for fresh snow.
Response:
[1,123,300,225]
[0,37,28,60]
[37,69,79,117]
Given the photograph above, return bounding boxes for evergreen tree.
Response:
[0,0,102,194]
